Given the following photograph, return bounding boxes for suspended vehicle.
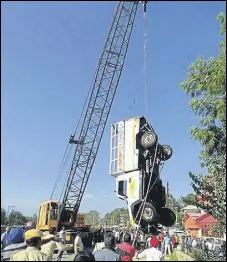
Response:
[110,116,176,234]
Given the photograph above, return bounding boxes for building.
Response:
[182,205,199,213]
[183,212,218,238]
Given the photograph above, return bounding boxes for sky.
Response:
[1,1,226,217]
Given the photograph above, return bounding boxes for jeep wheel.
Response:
[142,202,157,223]
[160,145,173,161]
[140,131,158,149]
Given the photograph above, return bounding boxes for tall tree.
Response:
[8,211,28,226]
[1,207,6,225]
[180,13,226,226]
[181,193,197,207]
[83,210,101,226]
[102,208,129,226]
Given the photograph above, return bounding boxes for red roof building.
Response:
[183,212,218,238]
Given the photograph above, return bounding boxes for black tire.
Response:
[160,145,173,161]
[140,131,158,149]
[142,202,157,223]
[159,207,176,227]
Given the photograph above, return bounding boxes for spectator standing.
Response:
[115,230,120,244]
[59,227,66,244]
[136,237,164,261]
[192,238,197,249]
[116,233,135,261]
[94,232,121,261]
[164,234,172,256]
[186,236,193,253]
[1,227,11,250]
[146,235,152,249]
[74,232,84,256]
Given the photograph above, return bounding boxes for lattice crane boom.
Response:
[61,1,143,214]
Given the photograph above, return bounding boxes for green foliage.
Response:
[181,193,197,206]
[102,208,129,226]
[25,214,38,225]
[167,252,179,261]
[1,207,6,225]
[168,194,184,210]
[83,210,101,226]
[190,249,204,261]
[180,13,226,226]
[8,211,28,226]
[208,223,226,238]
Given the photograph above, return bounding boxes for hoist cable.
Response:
[50,143,70,199]
[143,9,148,115]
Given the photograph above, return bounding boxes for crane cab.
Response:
[36,200,60,231]
[36,200,86,232]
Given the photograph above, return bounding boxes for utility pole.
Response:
[7,206,15,226]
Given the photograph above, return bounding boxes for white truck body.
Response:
[110,116,145,227]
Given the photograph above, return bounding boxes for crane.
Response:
[36,1,148,245]
[61,0,140,214]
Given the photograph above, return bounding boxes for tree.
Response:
[1,207,6,225]
[9,211,28,226]
[181,193,197,207]
[26,214,38,226]
[83,210,101,226]
[180,13,226,226]
[102,208,129,226]
[208,223,226,238]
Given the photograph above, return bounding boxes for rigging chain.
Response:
[132,139,160,247]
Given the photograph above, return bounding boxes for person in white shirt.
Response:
[74,231,84,256]
[146,235,152,248]
[115,230,120,244]
[59,227,66,244]
[192,238,197,248]
[136,237,164,261]
[206,240,213,251]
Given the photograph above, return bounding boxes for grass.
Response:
[166,252,179,261]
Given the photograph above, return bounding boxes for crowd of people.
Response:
[1,225,226,261]
[92,227,180,261]
[180,235,226,260]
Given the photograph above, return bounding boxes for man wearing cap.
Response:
[41,227,65,261]
[136,237,164,261]
[10,229,49,261]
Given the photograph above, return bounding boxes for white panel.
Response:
[110,121,125,176]
[117,121,125,173]
[124,117,140,172]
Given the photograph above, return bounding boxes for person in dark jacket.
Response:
[74,250,95,261]
[94,232,121,261]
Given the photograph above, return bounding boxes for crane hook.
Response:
[140,1,148,13]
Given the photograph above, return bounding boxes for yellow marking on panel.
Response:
[129,177,136,197]
[130,217,135,227]
[118,144,123,171]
